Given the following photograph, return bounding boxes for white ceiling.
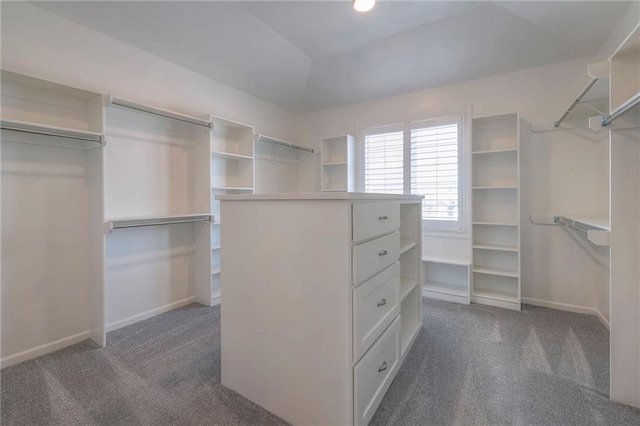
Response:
[32,1,634,112]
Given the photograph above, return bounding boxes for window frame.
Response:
[358,109,468,235]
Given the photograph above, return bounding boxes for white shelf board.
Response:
[212,266,221,275]
[110,96,210,128]
[472,288,518,303]
[400,239,417,254]
[472,148,517,155]
[473,221,519,227]
[212,151,254,161]
[401,278,419,301]
[559,215,610,231]
[212,186,254,191]
[422,256,471,267]
[423,281,468,297]
[472,186,518,190]
[212,243,221,250]
[473,266,519,278]
[323,188,347,192]
[472,244,519,252]
[322,162,347,166]
[0,118,104,145]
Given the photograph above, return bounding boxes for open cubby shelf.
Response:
[321,135,354,192]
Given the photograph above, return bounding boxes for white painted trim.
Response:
[211,295,221,307]
[522,297,610,330]
[106,296,196,332]
[1,330,90,369]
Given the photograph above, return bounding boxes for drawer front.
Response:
[353,263,400,361]
[353,202,400,243]
[353,231,400,285]
[354,316,401,426]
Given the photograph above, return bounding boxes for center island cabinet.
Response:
[216,192,424,425]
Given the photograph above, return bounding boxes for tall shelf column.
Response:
[471,113,521,311]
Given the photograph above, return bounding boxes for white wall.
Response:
[0,1,298,362]
[298,57,611,318]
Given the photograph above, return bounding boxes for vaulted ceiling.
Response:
[33,1,634,112]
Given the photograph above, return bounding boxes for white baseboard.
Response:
[1,330,90,369]
[211,295,221,307]
[522,297,610,330]
[106,296,196,332]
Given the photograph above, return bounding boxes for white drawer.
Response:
[353,231,400,285]
[353,316,401,426]
[353,263,400,361]
[353,202,400,243]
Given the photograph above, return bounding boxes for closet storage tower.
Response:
[321,134,355,192]
[471,113,521,311]
[217,193,423,425]
[210,117,255,303]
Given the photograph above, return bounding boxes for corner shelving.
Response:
[471,113,521,311]
[321,135,354,192]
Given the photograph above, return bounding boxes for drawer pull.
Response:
[378,250,388,256]
[377,299,387,307]
[378,215,388,221]
[378,361,388,373]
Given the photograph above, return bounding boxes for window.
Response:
[363,114,464,231]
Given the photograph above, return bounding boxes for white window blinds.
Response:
[411,123,459,222]
[363,113,464,231]
[364,129,404,194]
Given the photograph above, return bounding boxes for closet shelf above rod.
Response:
[255,133,314,153]
[104,214,214,233]
[554,77,600,127]
[109,96,211,128]
[553,215,610,246]
[0,119,105,145]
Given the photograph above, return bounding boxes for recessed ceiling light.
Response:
[353,0,375,13]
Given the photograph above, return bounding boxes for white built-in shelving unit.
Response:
[321,135,354,192]
[0,70,106,366]
[210,116,255,303]
[471,113,521,311]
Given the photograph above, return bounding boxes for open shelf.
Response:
[472,244,518,252]
[0,119,104,148]
[472,288,519,303]
[212,243,221,251]
[400,285,422,357]
[400,239,417,254]
[1,70,106,150]
[472,148,518,155]
[212,151,253,161]
[321,135,354,192]
[423,281,468,297]
[212,186,254,191]
[110,96,210,128]
[212,266,221,275]
[401,277,419,301]
[473,266,518,278]
[422,258,470,304]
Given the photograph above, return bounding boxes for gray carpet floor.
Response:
[2,299,640,425]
